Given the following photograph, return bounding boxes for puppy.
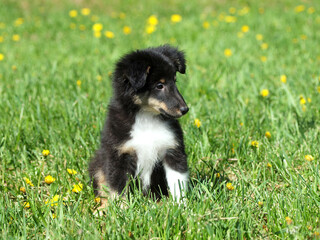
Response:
[89,45,189,208]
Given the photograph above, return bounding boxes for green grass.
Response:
[1,0,320,239]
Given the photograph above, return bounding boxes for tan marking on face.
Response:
[148,97,169,112]
[160,79,166,84]
[133,95,142,105]
[117,145,136,156]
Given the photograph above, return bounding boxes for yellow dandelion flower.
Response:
[294,5,305,13]
[72,183,83,193]
[45,195,60,206]
[314,232,320,237]
[104,31,115,39]
[224,48,232,57]
[123,26,131,35]
[0,53,4,61]
[94,197,101,203]
[147,15,158,26]
[171,14,182,23]
[225,16,237,23]
[52,213,57,219]
[70,23,76,29]
[299,96,306,105]
[267,162,272,168]
[238,6,250,16]
[229,7,237,14]
[219,13,226,21]
[300,35,307,40]
[20,187,26,193]
[251,141,259,148]
[216,173,220,178]
[76,80,81,87]
[170,37,177,44]
[261,43,268,50]
[305,155,314,161]
[285,216,292,225]
[317,86,320,93]
[69,10,78,18]
[14,18,24,26]
[226,182,234,190]
[202,21,210,29]
[92,23,103,32]
[240,122,244,127]
[302,105,306,112]
[256,34,263,41]
[12,34,20,42]
[145,25,156,34]
[0,36,4,42]
[260,89,269,97]
[45,175,56,184]
[119,12,126,19]
[81,8,91,16]
[241,25,249,33]
[258,201,264,207]
[42,149,50,156]
[237,32,244,38]
[12,65,17,71]
[307,97,311,103]
[280,74,287,83]
[94,31,101,38]
[96,75,102,81]
[194,118,201,128]
[23,202,30,209]
[265,131,271,139]
[260,56,267,62]
[307,7,315,14]
[23,177,34,187]
[79,25,86,31]
[67,168,77,175]
[91,15,99,22]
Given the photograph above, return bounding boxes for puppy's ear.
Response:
[154,45,186,74]
[126,62,150,91]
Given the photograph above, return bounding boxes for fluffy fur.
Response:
[89,45,189,206]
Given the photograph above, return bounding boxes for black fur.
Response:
[89,45,189,200]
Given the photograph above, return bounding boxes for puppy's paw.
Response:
[93,199,108,217]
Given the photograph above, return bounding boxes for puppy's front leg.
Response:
[163,149,189,202]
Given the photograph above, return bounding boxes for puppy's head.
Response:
[113,45,188,118]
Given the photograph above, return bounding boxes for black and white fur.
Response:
[89,45,189,207]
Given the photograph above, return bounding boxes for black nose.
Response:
[180,106,189,115]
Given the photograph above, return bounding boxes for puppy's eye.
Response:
[156,83,164,90]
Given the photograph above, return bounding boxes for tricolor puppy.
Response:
[89,45,189,207]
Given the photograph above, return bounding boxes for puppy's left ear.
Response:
[126,62,150,91]
[154,45,186,74]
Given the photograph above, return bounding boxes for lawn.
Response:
[0,0,319,239]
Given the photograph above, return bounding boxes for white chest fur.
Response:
[123,111,177,188]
